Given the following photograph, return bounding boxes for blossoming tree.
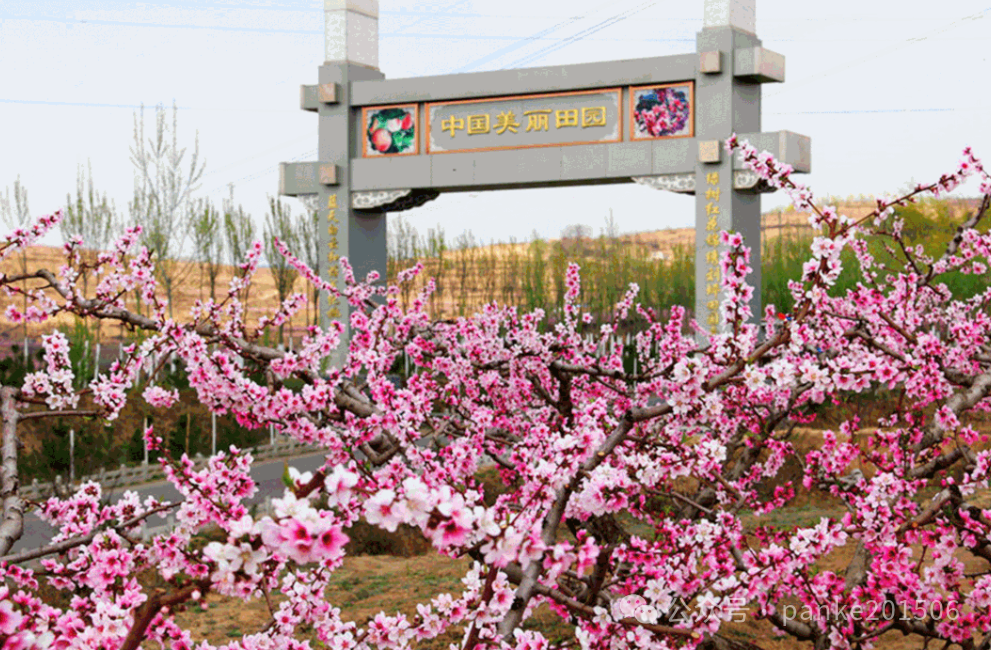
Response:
[1,141,991,650]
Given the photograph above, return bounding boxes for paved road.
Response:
[8,451,329,557]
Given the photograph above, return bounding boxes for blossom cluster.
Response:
[1,141,991,650]
[0,209,62,266]
[20,331,77,410]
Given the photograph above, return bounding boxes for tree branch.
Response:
[0,502,176,565]
[120,577,212,650]
[18,409,101,421]
[930,192,991,279]
[913,370,991,453]
[0,387,25,556]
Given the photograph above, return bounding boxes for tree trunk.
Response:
[0,387,25,556]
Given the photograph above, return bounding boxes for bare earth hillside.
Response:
[1,198,982,345]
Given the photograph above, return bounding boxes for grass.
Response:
[387,198,991,327]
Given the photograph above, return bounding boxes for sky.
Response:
[2,0,990,255]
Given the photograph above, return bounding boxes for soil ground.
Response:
[6,198,982,347]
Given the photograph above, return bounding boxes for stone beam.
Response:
[344,131,808,193]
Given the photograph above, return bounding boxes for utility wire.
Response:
[765,5,990,97]
[504,0,659,69]
[7,2,984,204]
[198,4,477,197]
[190,0,991,199]
[199,135,314,183]
[0,12,698,43]
[0,98,297,111]
[453,12,590,73]
[767,107,986,116]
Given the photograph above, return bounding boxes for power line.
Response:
[199,134,314,182]
[203,149,316,199]
[13,2,976,205]
[396,0,474,32]
[7,3,962,24]
[7,7,981,54]
[197,1,990,197]
[453,12,590,73]
[3,0,320,13]
[505,0,660,69]
[1,12,696,43]
[385,32,691,42]
[0,13,320,35]
[765,5,990,97]
[768,107,982,115]
[0,98,297,112]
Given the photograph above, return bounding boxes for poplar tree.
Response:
[293,195,321,327]
[263,196,300,345]
[62,161,122,292]
[129,101,205,317]
[223,185,256,311]
[0,177,31,362]
[190,197,224,303]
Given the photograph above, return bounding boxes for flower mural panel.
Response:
[362,104,418,157]
[630,82,694,140]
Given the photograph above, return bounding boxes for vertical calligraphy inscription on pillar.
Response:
[703,171,723,333]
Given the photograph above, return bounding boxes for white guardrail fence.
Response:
[21,437,323,502]
[13,436,500,562]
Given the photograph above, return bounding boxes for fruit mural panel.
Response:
[363,105,418,156]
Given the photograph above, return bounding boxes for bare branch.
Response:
[0,502,176,565]
[19,409,101,421]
